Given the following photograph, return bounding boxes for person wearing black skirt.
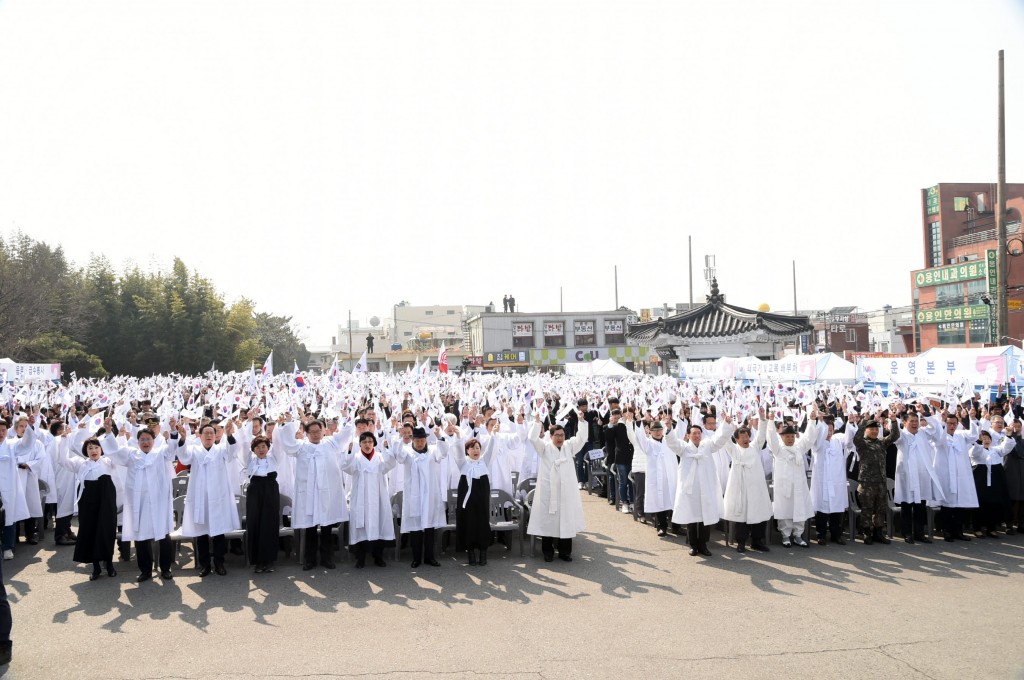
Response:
[969,430,1014,536]
[243,435,280,573]
[451,436,496,566]
[57,431,117,581]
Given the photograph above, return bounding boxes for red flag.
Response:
[438,342,448,374]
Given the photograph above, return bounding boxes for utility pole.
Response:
[996,49,1008,346]
[614,265,618,309]
[560,287,563,313]
[793,260,800,354]
[688,236,694,308]
[348,309,353,370]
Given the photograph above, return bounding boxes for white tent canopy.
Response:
[564,359,638,378]
[857,345,1024,388]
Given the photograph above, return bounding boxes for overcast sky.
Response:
[1,1,1021,347]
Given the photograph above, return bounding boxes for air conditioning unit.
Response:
[958,255,970,262]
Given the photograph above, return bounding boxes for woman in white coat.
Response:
[340,431,397,568]
[46,421,78,546]
[176,420,241,576]
[809,414,850,546]
[394,426,448,569]
[669,414,733,557]
[101,423,177,581]
[11,416,44,546]
[0,420,37,560]
[722,413,772,553]
[526,409,589,563]
[766,412,818,548]
[277,417,352,570]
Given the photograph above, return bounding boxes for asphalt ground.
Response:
[3,492,1023,680]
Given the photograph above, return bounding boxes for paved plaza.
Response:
[4,493,1024,680]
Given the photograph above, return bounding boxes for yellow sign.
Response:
[1009,300,1023,311]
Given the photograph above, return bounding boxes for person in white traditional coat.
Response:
[891,409,945,544]
[394,427,448,568]
[809,413,850,546]
[45,420,77,546]
[340,431,397,568]
[924,409,979,541]
[176,421,241,576]
[723,413,771,553]
[100,422,177,581]
[483,416,522,497]
[670,413,733,557]
[624,414,677,537]
[11,416,44,546]
[277,416,353,570]
[526,408,589,563]
[766,412,818,548]
[969,429,1015,537]
[0,419,37,560]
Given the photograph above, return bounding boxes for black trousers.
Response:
[55,514,72,539]
[351,540,384,561]
[136,537,174,574]
[303,524,336,565]
[735,521,766,546]
[17,518,36,540]
[196,534,227,568]
[814,512,844,540]
[939,507,966,537]
[633,473,646,517]
[686,522,711,550]
[899,501,927,538]
[653,510,670,531]
[541,536,572,558]
[0,546,9,642]
[408,529,435,562]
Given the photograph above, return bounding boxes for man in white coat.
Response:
[924,408,978,542]
[277,417,353,570]
[723,412,772,553]
[669,413,733,557]
[394,427,448,568]
[625,415,677,537]
[891,409,945,544]
[176,421,242,576]
[0,420,36,560]
[527,407,590,563]
[810,414,850,546]
[101,423,177,581]
[766,412,818,548]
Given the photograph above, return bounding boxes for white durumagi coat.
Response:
[924,415,979,509]
[340,447,397,544]
[177,435,242,538]
[47,432,78,519]
[672,424,732,525]
[0,433,35,525]
[14,434,44,520]
[526,422,588,539]
[893,424,946,505]
[485,429,522,496]
[723,421,773,524]
[393,441,448,532]
[624,424,679,514]
[277,423,352,529]
[809,423,850,514]
[766,424,817,522]
[100,434,176,541]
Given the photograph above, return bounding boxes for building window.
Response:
[574,320,596,346]
[937,322,966,345]
[513,321,534,348]
[846,328,857,343]
[929,222,942,268]
[954,197,970,211]
[425,310,434,316]
[969,318,990,344]
[543,321,565,347]
[966,277,987,302]
[935,282,963,307]
[880,342,889,352]
[447,309,456,315]
[404,331,412,337]
[604,319,625,344]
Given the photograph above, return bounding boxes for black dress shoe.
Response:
[736,545,747,553]
[834,537,846,546]
[816,537,827,546]
[320,558,336,569]
[944,535,956,542]
[199,566,212,577]
[136,572,152,583]
[558,554,572,562]
[955,533,972,541]
[355,558,365,568]
[373,557,386,567]
[106,564,117,577]
[25,537,38,546]
[688,548,699,556]
[479,551,488,566]
[467,549,477,566]
[215,565,227,576]
[904,536,915,544]
[160,570,173,579]
[302,563,316,571]
[915,536,933,544]
[751,542,770,552]
[863,534,874,545]
[697,547,712,557]
[543,553,554,562]
[410,560,421,569]
[425,559,440,567]
[656,529,667,537]
[89,571,101,581]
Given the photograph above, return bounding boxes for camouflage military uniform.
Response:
[854,423,900,535]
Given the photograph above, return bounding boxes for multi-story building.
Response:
[811,307,870,357]
[466,308,654,373]
[864,305,914,354]
[913,183,1024,350]
[388,303,488,351]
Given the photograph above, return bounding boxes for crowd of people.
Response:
[2,368,1022,591]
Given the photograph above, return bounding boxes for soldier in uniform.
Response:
[854,417,900,544]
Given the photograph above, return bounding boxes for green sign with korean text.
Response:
[988,248,998,343]
[925,185,939,215]
[916,304,990,325]
[914,260,987,288]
